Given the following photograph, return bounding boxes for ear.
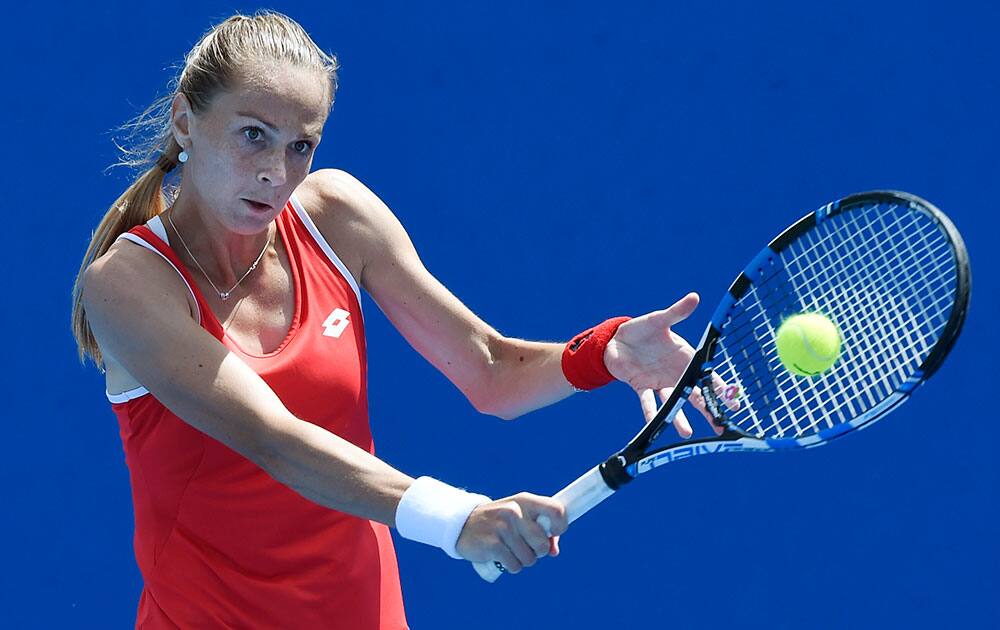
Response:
[170,92,194,149]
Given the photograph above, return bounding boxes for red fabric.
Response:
[561,316,631,390]
[111,202,408,629]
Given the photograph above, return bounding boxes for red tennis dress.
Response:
[108,194,408,629]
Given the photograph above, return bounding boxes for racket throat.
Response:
[599,452,637,490]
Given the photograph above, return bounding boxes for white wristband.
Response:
[394,476,492,560]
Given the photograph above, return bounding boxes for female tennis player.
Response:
[71,11,716,629]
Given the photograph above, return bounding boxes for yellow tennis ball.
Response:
[775,313,842,377]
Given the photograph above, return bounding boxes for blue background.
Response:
[3,1,997,627]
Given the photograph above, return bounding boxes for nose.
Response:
[257,151,287,187]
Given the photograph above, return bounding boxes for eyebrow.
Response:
[236,111,323,138]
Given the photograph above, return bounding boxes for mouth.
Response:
[242,199,273,212]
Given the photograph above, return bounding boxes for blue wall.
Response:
[5,1,997,627]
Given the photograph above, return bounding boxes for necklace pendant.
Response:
[220,290,232,301]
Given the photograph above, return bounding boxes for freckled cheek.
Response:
[223,143,251,171]
[200,152,250,200]
[289,159,311,182]
[238,157,261,180]
[196,141,240,175]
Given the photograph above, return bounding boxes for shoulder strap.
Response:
[287,192,363,307]
[115,223,224,339]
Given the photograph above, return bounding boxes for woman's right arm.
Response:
[82,243,567,573]
[83,242,414,524]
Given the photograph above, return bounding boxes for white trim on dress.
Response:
[107,385,150,403]
[288,192,364,309]
[147,215,169,244]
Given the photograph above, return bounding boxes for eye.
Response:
[243,126,264,142]
[293,140,313,154]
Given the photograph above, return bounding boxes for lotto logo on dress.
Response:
[322,308,351,338]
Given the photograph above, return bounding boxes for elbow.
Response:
[471,380,526,421]
[470,334,520,421]
[497,408,525,421]
[473,397,520,421]
[469,384,508,420]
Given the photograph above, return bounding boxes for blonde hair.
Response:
[71,10,339,368]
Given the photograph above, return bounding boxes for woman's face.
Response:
[172,62,330,235]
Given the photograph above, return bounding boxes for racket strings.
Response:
[729,288,953,439]
[718,208,952,352]
[718,241,953,364]
[781,203,956,430]
[786,205,956,339]
[729,218,955,433]
[708,201,959,440]
[712,227,954,429]
[758,207,955,435]
[784,206,955,397]
[747,289,952,435]
[716,248,951,377]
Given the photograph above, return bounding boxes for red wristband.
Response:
[561,316,631,391]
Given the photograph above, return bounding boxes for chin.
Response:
[228,211,275,235]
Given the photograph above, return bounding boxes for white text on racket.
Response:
[636,441,760,474]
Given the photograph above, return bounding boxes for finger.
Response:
[494,541,522,575]
[532,506,568,538]
[516,513,558,559]
[660,388,692,438]
[675,408,693,438]
[639,388,658,424]
[710,372,741,411]
[503,520,542,568]
[646,292,701,329]
[522,502,568,561]
[515,505,562,560]
[515,494,568,537]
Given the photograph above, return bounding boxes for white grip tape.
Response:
[395,476,491,559]
[472,464,615,582]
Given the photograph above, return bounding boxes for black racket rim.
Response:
[618,190,970,470]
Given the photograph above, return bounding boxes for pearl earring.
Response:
[178,150,189,163]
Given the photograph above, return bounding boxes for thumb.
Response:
[522,498,568,537]
[651,292,700,328]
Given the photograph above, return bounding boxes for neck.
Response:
[165,190,274,288]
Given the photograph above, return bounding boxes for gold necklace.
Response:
[166,213,272,301]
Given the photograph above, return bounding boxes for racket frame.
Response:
[472,190,969,583]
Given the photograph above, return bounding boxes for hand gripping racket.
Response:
[473,190,970,582]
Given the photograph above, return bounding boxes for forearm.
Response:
[262,417,415,527]
[478,337,579,420]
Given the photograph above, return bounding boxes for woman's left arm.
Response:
[304,169,719,433]
[304,168,574,420]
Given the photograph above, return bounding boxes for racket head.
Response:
[695,190,970,448]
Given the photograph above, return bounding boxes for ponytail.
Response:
[70,136,182,369]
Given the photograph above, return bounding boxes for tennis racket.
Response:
[473,190,970,582]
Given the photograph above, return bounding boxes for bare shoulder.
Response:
[294,169,408,290]
[83,239,197,351]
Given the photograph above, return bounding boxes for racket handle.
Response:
[472,464,615,582]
